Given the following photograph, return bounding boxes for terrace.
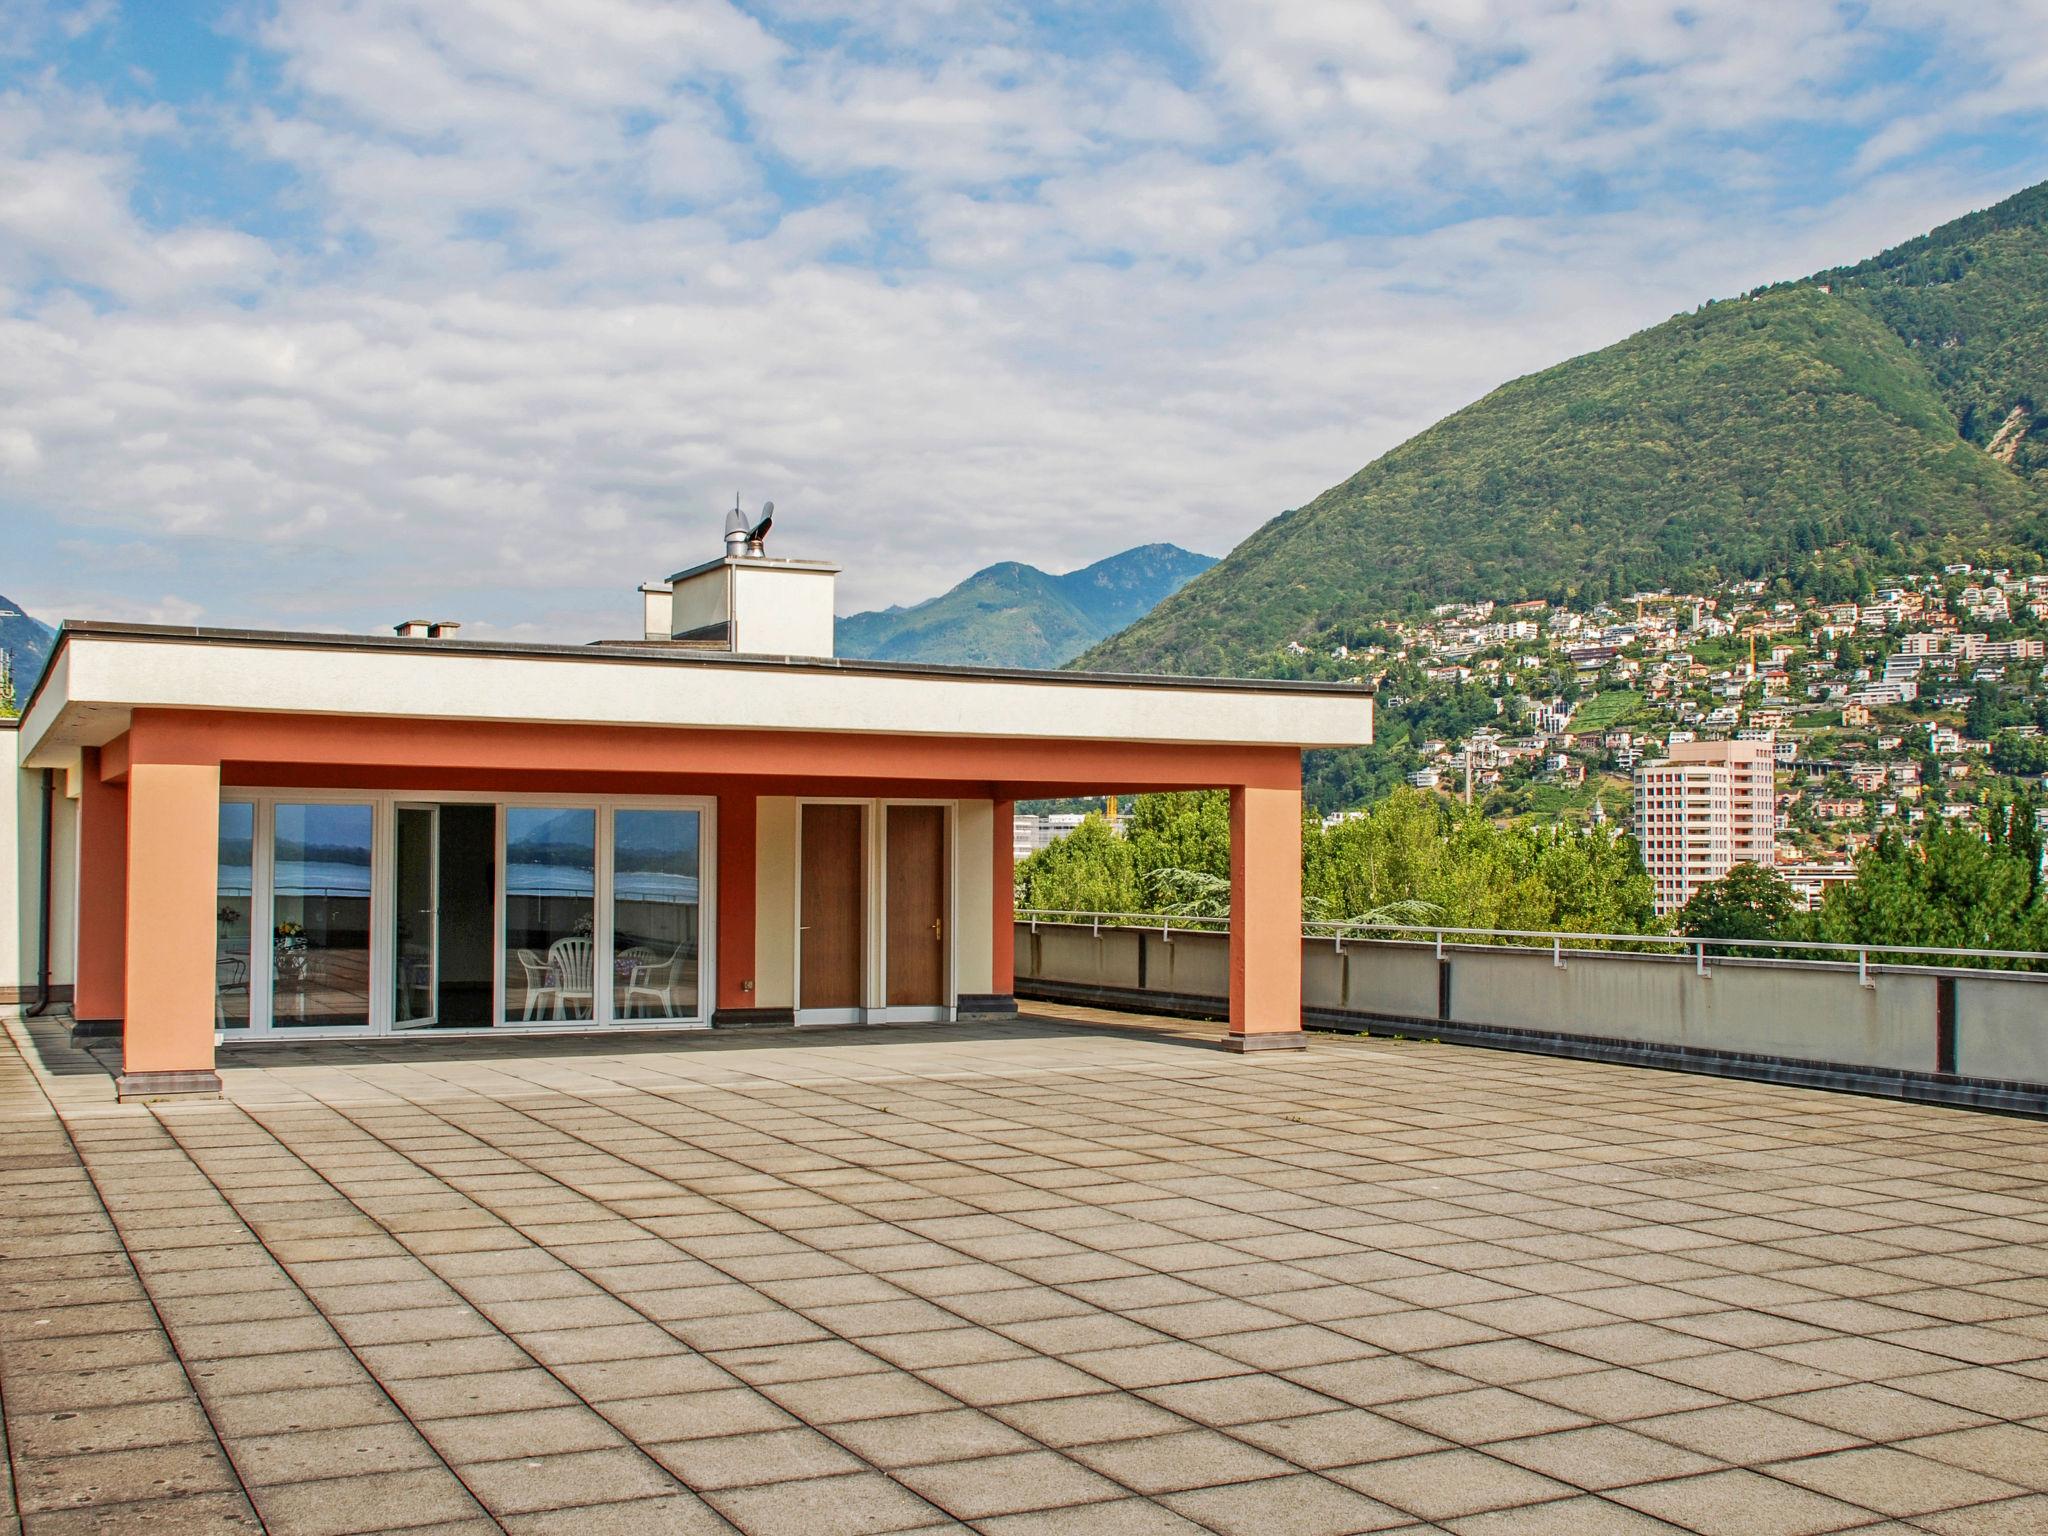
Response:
[5,1005,2046,1535]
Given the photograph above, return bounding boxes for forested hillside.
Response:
[1084,181,2048,676]
[0,593,52,710]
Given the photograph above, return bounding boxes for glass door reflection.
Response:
[217,802,254,1029]
[272,803,373,1029]
[394,806,437,1028]
[612,809,701,1022]
[504,807,596,1023]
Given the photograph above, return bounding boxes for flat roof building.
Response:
[3,526,1371,1098]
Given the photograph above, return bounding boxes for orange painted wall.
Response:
[73,747,128,1024]
[123,763,220,1077]
[1228,785,1303,1036]
[122,709,1301,794]
[716,791,757,1011]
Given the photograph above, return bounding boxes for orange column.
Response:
[119,762,222,1098]
[991,797,1016,1009]
[73,749,129,1037]
[1226,783,1305,1052]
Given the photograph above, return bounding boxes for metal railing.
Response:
[1019,908,1229,937]
[1015,909,2048,984]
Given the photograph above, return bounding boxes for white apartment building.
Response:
[1013,811,1129,859]
[1634,737,1778,916]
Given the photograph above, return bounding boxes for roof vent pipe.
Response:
[724,496,773,558]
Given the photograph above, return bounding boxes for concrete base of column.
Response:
[710,1008,797,1029]
[115,1070,223,1101]
[70,1017,124,1040]
[957,993,1018,1018]
[1222,1032,1310,1053]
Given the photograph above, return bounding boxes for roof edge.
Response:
[31,620,1376,705]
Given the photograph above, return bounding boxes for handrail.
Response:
[1020,908,1229,936]
[1302,922,2048,963]
[1014,908,2048,978]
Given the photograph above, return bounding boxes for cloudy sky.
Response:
[3,1,2046,639]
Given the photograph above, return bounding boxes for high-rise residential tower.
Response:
[1634,737,1777,916]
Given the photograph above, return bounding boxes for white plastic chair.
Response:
[546,936,595,1020]
[516,948,556,1021]
[620,946,679,1018]
[216,955,249,1028]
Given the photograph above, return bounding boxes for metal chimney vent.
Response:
[724,496,774,558]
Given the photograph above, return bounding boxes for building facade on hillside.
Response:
[3,525,1372,1099]
[1633,737,1778,916]
[1013,811,1128,860]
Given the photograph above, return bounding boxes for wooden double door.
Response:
[799,803,949,1018]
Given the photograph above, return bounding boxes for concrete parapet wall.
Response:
[1395,943,1932,1073]
[1957,975,2048,1085]
[1016,922,2046,1108]
[1025,924,1143,993]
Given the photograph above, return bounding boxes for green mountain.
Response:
[1084,180,2048,676]
[837,544,1216,668]
[1,592,53,708]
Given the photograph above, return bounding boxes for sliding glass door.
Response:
[217,793,711,1036]
[612,809,702,1023]
[271,803,373,1030]
[216,803,254,1031]
[503,808,598,1024]
[394,806,437,1028]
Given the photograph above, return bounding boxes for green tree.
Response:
[1125,791,1230,881]
[1303,790,1657,934]
[1015,815,1140,914]
[1675,864,1800,942]
[1987,792,2044,904]
[1143,867,1231,918]
[1025,788,1664,935]
[1802,819,2048,960]
[1990,733,2048,777]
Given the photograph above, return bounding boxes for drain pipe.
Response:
[26,768,54,1017]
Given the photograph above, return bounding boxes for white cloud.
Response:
[1,0,2045,639]
[0,426,41,470]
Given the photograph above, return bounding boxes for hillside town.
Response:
[1286,564,2048,912]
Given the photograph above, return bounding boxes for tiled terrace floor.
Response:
[3,1009,2047,1536]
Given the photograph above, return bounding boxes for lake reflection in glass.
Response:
[505,808,596,1022]
[217,802,254,1029]
[272,803,372,1028]
[613,809,701,1021]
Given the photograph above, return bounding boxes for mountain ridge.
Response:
[837,543,1216,669]
[1081,179,2048,676]
[0,592,53,708]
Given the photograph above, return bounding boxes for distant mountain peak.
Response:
[836,544,1216,669]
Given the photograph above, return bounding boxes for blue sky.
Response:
[3,0,2046,639]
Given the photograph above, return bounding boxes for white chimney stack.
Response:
[640,503,838,657]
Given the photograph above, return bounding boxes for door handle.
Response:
[931,919,943,941]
